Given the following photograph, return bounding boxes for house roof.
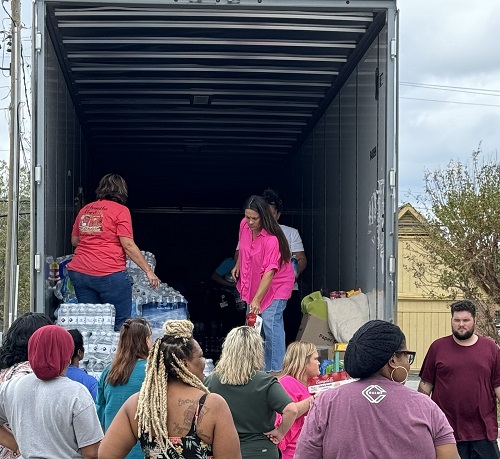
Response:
[398,203,428,236]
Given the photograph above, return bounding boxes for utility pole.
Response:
[3,0,22,334]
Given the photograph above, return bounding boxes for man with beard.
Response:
[419,300,500,459]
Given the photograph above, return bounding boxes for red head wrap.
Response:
[28,325,73,381]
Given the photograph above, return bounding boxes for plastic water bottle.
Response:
[66,304,77,328]
[86,304,96,329]
[109,304,116,330]
[203,359,214,377]
[77,304,87,330]
[100,304,110,329]
[110,332,120,357]
[58,304,68,327]
[93,305,103,327]
[81,331,91,355]
[87,333,98,362]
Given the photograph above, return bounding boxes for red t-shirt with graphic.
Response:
[68,199,133,276]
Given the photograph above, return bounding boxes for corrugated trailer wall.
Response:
[33,30,88,311]
[284,26,389,320]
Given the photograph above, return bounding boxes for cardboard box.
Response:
[296,314,335,346]
[307,371,354,394]
[317,347,334,362]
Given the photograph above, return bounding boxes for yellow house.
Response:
[397,204,451,370]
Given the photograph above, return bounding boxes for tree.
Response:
[404,147,500,343]
[0,160,31,323]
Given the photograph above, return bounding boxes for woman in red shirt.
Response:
[231,195,295,371]
[68,174,159,331]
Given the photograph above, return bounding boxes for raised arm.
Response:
[119,237,160,288]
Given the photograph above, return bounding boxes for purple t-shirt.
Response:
[295,375,454,459]
[419,335,500,441]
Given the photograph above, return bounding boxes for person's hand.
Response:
[264,427,283,445]
[146,270,160,288]
[231,266,239,280]
[249,298,261,315]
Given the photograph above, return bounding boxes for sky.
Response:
[0,0,499,202]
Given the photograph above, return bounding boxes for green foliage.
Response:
[406,147,500,342]
[0,160,31,322]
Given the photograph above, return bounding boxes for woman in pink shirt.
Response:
[231,195,295,371]
[276,342,320,459]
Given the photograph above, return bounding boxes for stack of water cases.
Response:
[57,303,119,379]
[128,251,189,340]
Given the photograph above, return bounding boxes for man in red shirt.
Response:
[419,300,500,459]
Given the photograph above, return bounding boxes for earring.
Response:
[390,366,408,384]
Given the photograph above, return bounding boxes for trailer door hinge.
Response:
[35,32,42,52]
[389,255,396,275]
[389,168,396,188]
[34,165,42,185]
[34,254,41,272]
[390,38,397,59]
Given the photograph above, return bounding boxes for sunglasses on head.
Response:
[394,350,416,365]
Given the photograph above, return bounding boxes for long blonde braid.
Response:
[136,320,209,455]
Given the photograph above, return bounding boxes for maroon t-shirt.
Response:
[420,335,500,441]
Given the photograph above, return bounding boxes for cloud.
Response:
[399,0,500,201]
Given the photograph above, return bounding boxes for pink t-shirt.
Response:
[420,335,500,441]
[295,374,455,459]
[236,218,294,312]
[276,375,310,459]
[68,200,133,276]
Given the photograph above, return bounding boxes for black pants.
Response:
[457,440,500,459]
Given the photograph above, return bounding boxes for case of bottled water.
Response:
[57,303,119,380]
[127,251,189,339]
[55,250,190,379]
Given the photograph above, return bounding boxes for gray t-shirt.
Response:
[0,372,103,458]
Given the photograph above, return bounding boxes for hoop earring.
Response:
[390,366,408,384]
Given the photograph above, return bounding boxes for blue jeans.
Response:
[261,299,287,372]
[68,270,132,331]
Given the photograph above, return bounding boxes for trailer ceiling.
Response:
[45,2,385,206]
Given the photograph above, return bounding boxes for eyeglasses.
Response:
[394,350,416,365]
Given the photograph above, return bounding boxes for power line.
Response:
[401,96,500,108]
[401,81,500,94]
[401,83,500,98]
[19,44,30,118]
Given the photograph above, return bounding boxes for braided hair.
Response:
[136,320,208,455]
